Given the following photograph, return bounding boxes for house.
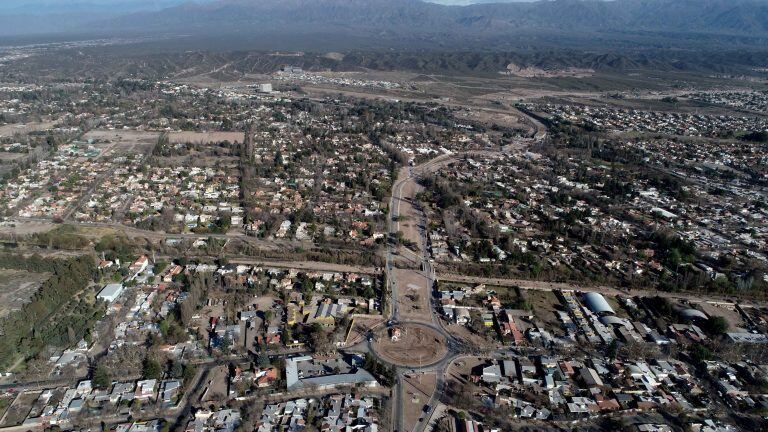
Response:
[160,380,182,404]
[311,301,346,326]
[129,255,150,276]
[482,313,495,327]
[580,367,604,387]
[454,308,471,325]
[162,265,183,282]
[254,367,279,388]
[135,379,157,400]
[68,398,84,413]
[110,382,135,404]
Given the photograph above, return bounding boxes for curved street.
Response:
[375,153,474,432]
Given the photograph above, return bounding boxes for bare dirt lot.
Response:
[525,289,567,335]
[0,396,12,422]
[82,129,160,146]
[446,356,488,384]
[0,391,39,427]
[201,365,230,403]
[394,168,424,252]
[0,220,57,236]
[0,121,57,137]
[0,269,49,318]
[392,268,431,322]
[697,302,747,331]
[444,323,497,350]
[402,372,437,432]
[345,316,385,346]
[168,131,244,144]
[372,324,447,367]
[0,153,26,162]
[454,106,530,132]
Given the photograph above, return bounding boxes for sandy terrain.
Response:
[503,63,594,78]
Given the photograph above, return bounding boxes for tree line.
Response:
[0,254,100,370]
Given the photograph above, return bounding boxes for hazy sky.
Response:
[0,0,540,7]
[0,0,546,13]
[429,0,538,4]
[0,0,194,10]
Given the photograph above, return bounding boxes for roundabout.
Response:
[371,322,450,368]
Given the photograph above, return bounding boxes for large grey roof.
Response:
[680,308,708,321]
[582,292,614,315]
[600,315,628,326]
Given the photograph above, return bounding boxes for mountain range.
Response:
[1,0,768,51]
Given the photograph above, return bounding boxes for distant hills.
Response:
[1,0,768,52]
[98,0,768,47]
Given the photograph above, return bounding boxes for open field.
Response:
[392,268,431,321]
[0,269,49,318]
[0,121,57,137]
[0,391,38,427]
[447,322,497,349]
[525,289,567,336]
[82,129,160,146]
[0,220,58,236]
[398,196,423,252]
[168,131,244,144]
[698,302,747,331]
[0,396,12,423]
[446,356,487,384]
[0,153,26,162]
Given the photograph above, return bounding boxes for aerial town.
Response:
[0,3,767,432]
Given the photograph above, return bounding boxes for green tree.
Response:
[704,316,729,335]
[170,361,184,379]
[689,344,713,364]
[142,357,162,379]
[92,364,111,388]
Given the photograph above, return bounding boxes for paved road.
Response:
[380,154,468,432]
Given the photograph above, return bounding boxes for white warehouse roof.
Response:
[97,283,124,303]
[582,292,614,315]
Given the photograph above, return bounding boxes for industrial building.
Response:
[97,283,124,303]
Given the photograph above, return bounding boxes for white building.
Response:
[97,283,125,303]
